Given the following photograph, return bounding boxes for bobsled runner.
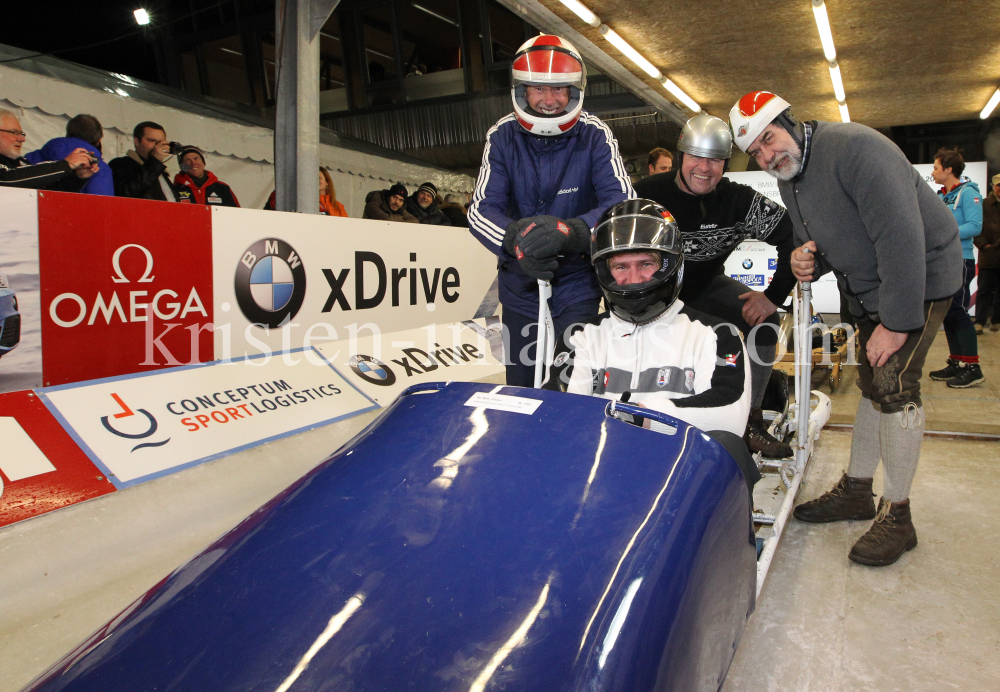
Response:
[24,381,756,692]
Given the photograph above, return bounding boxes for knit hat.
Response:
[417,182,438,197]
[177,145,206,170]
[389,183,407,199]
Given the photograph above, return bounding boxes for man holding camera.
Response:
[0,108,98,190]
[110,121,187,202]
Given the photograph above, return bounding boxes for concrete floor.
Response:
[723,430,1000,692]
[1,352,997,691]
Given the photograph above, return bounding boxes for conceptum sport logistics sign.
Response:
[235,238,307,328]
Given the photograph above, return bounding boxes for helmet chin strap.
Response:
[775,111,806,152]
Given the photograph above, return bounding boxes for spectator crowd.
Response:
[0,110,470,227]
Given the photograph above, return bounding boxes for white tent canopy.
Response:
[0,45,474,213]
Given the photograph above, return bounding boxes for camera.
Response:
[168,141,185,155]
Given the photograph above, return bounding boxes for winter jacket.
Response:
[362,190,419,223]
[405,195,451,226]
[939,180,983,260]
[24,137,112,196]
[109,151,179,202]
[634,170,796,307]
[975,192,1000,269]
[0,153,85,191]
[321,196,348,217]
[263,191,348,216]
[776,121,962,332]
[439,202,469,228]
[468,112,634,319]
[174,171,240,207]
[562,300,750,437]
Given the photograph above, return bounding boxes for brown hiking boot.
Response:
[849,498,917,566]
[793,473,876,523]
[744,408,793,458]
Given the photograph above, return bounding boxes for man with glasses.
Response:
[0,109,97,189]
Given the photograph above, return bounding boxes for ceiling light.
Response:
[981,89,1000,119]
[559,0,601,28]
[828,62,845,102]
[661,77,700,113]
[839,103,850,122]
[599,26,661,80]
[811,0,836,61]
[134,9,150,25]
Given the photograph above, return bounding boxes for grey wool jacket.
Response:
[777,121,962,332]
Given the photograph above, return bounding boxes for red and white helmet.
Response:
[511,35,587,137]
[729,91,791,152]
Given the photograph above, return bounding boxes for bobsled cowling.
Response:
[25,381,756,692]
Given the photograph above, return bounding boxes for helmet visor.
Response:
[591,213,680,263]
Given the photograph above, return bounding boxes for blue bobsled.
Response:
[25,381,756,692]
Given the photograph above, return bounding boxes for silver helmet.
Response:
[676,113,733,160]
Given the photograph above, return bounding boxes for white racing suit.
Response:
[563,299,751,437]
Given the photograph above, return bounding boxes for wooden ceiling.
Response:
[524,0,1000,127]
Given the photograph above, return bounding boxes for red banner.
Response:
[0,389,115,527]
[38,192,214,386]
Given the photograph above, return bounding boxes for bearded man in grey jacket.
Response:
[730,91,962,567]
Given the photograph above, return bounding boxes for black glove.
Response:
[518,254,560,281]
[503,218,530,256]
[509,216,591,260]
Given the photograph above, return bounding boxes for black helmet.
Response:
[591,198,683,324]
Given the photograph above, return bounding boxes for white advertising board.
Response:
[722,171,839,313]
[313,318,505,405]
[0,188,41,393]
[41,350,378,488]
[211,207,498,362]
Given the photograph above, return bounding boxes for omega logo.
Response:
[48,244,207,328]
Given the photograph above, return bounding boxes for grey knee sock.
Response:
[848,398,881,479]
[750,344,775,409]
[880,404,924,502]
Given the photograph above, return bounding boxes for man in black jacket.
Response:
[0,109,97,190]
[109,121,183,202]
[634,113,796,458]
[405,182,451,226]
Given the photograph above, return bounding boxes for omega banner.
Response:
[211,207,498,364]
[38,192,215,387]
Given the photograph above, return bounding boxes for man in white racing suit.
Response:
[552,198,759,492]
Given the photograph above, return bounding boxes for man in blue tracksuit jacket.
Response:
[468,34,633,386]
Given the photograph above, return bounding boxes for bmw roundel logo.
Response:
[349,354,396,386]
[235,238,307,328]
[742,259,753,269]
